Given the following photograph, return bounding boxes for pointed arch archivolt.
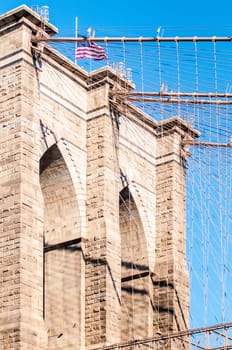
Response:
[40,143,81,245]
[120,185,153,340]
[39,140,85,349]
[120,175,156,268]
[39,120,86,237]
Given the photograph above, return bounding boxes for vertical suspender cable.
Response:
[74,16,78,65]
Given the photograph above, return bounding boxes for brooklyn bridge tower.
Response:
[0,5,198,350]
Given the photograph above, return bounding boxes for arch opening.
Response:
[120,186,151,341]
[40,144,82,349]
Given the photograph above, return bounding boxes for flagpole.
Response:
[75,16,78,65]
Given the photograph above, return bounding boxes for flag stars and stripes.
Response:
[76,40,107,60]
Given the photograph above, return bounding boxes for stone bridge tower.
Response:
[0,6,198,350]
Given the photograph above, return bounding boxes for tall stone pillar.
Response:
[153,119,198,349]
[0,7,57,349]
[85,84,121,348]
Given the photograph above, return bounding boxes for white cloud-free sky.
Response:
[1,0,232,37]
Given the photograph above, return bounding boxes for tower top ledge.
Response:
[0,5,58,36]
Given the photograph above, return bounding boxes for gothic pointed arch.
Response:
[120,185,152,341]
[40,144,82,349]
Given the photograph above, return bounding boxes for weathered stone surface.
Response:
[0,5,199,350]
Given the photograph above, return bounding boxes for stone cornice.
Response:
[0,5,57,36]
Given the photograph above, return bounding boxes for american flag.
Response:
[75,40,107,60]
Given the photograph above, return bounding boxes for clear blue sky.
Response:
[1,0,232,37]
